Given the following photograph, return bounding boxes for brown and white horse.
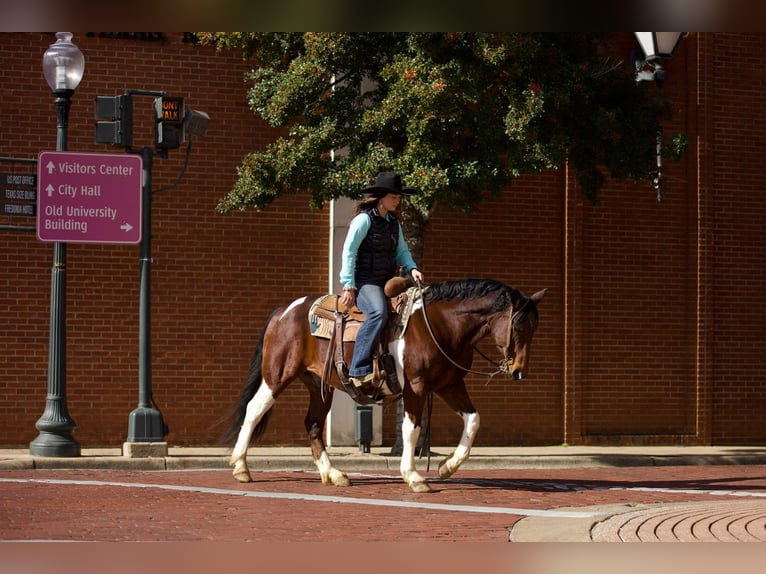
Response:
[225,278,545,493]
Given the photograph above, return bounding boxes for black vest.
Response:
[355,208,400,287]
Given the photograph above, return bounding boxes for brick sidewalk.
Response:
[590,500,766,542]
[1,464,764,542]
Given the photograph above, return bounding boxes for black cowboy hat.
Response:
[363,171,418,197]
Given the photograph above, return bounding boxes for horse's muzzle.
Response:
[511,369,525,380]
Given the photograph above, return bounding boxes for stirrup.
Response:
[338,366,378,405]
[379,353,402,395]
[349,372,375,387]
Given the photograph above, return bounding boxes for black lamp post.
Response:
[30,32,84,457]
[633,32,684,202]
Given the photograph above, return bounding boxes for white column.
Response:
[326,197,383,446]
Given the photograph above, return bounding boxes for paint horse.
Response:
[225,278,546,493]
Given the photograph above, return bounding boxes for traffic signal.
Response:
[154,96,184,149]
[94,95,133,147]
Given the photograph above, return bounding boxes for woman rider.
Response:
[339,171,425,386]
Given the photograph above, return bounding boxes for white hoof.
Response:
[328,469,352,487]
[402,470,432,493]
[410,480,433,493]
[438,456,457,479]
[320,467,352,486]
[231,458,252,483]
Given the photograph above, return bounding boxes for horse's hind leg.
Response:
[230,383,276,483]
[435,382,479,480]
[304,377,351,487]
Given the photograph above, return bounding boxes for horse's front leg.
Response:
[438,410,480,479]
[399,407,432,493]
[434,381,480,480]
[305,381,351,487]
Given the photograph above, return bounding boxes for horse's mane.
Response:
[423,278,520,313]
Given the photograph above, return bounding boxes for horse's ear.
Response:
[530,288,548,304]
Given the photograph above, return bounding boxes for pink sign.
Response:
[37,151,142,244]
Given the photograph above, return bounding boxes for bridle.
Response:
[416,282,528,380]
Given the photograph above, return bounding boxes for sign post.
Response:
[37,151,142,244]
[125,146,168,447]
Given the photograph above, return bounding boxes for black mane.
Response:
[423,278,520,313]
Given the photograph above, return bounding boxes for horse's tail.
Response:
[221,308,278,447]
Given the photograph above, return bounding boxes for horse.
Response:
[224,278,546,493]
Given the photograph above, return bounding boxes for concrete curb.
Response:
[1,446,764,472]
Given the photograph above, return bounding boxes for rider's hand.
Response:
[411,269,424,286]
[341,288,355,307]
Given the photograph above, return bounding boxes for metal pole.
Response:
[654,122,664,203]
[30,90,80,457]
[126,146,167,442]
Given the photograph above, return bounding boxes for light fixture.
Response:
[42,32,85,93]
[633,32,684,87]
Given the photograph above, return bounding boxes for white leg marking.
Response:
[230,382,276,462]
[315,450,351,487]
[439,411,480,479]
[279,297,308,321]
[400,414,430,491]
[388,337,406,387]
[315,450,333,483]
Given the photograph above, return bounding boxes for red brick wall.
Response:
[709,34,766,443]
[1,32,322,446]
[390,171,567,446]
[1,33,764,448]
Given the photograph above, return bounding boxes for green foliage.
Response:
[198,32,682,214]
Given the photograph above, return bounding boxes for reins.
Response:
[416,281,515,380]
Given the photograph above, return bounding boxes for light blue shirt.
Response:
[339,211,419,288]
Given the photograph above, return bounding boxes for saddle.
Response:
[308,277,420,405]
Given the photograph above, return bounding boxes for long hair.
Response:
[355,195,381,214]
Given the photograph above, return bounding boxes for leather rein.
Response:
[416,282,526,380]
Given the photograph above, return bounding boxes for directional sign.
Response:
[37,151,142,244]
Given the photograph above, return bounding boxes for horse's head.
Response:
[497,288,547,380]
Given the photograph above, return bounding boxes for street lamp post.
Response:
[633,32,684,202]
[30,32,84,457]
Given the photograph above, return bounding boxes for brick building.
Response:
[1,32,764,448]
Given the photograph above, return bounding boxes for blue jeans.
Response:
[349,283,388,378]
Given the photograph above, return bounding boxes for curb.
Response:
[2,450,765,472]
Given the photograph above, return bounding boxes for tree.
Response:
[199,32,686,453]
[199,32,684,219]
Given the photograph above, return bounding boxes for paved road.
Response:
[1,464,764,543]
[3,448,764,573]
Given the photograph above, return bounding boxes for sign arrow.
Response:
[46,161,55,174]
[46,184,54,197]
[120,222,133,233]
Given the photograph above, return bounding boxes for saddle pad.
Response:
[391,286,421,339]
[308,288,422,341]
[309,294,361,341]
